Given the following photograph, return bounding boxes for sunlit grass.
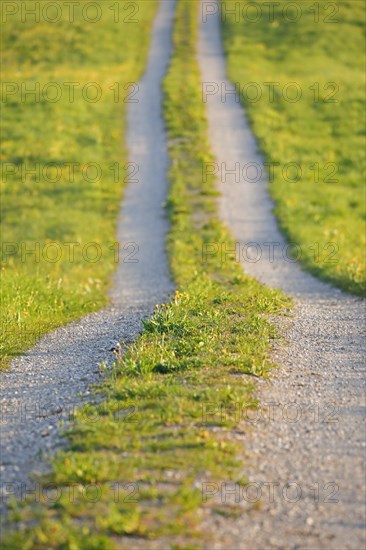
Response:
[221,0,365,295]
[0,0,158,366]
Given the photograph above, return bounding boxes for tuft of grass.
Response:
[220,0,365,296]
[0,1,158,367]
[2,0,290,547]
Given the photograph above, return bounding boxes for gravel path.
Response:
[0,0,175,503]
[198,2,365,548]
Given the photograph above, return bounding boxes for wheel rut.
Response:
[198,3,365,548]
[0,0,176,501]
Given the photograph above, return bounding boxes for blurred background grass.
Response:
[0,1,157,366]
[221,0,365,295]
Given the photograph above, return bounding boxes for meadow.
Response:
[0,0,158,366]
[221,0,365,295]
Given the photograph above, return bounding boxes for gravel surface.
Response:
[198,2,366,548]
[0,0,175,504]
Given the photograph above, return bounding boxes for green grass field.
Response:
[0,0,158,367]
[221,0,365,295]
[2,1,290,546]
